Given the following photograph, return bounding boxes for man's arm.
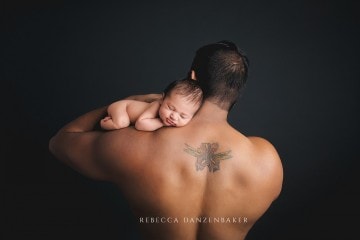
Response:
[49,93,162,180]
[49,106,112,181]
[135,101,164,131]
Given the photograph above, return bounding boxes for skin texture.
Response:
[49,98,283,240]
[100,92,200,131]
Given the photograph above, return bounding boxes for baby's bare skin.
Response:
[101,91,201,131]
[50,100,283,240]
[100,100,150,129]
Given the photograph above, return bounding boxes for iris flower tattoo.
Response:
[184,143,232,172]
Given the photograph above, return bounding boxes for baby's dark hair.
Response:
[163,79,203,106]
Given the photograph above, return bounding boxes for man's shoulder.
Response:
[247,136,277,152]
[246,136,282,167]
[245,136,283,199]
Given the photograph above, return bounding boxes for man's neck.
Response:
[193,101,229,122]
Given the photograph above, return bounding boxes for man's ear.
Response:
[191,70,197,80]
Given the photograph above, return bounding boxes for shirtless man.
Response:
[49,40,283,240]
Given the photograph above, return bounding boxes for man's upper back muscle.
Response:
[97,120,283,240]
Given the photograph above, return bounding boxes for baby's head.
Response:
[159,79,203,127]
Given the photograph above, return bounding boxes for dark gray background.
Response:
[2,0,359,239]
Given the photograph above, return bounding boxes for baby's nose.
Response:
[170,113,177,120]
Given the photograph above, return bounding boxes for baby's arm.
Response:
[100,100,130,130]
[135,101,164,131]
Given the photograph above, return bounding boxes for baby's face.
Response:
[159,92,200,127]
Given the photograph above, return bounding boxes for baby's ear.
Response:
[159,93,165,102]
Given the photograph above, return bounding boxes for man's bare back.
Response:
[96,102,283,240]
[49,40,283,239]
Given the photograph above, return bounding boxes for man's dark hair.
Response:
[189,40,249,110]
[163,79,203,106]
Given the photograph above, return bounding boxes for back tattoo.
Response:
[184,143,232,172]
